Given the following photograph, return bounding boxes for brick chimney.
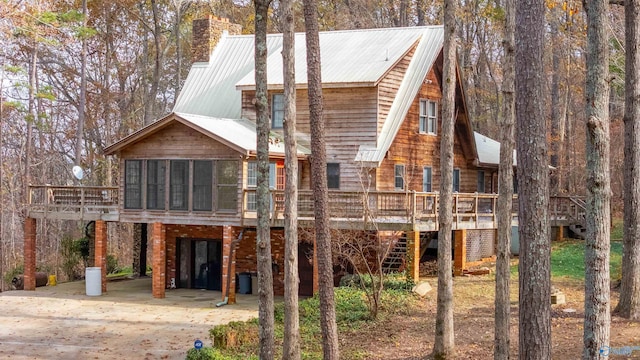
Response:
[192,15,242,63]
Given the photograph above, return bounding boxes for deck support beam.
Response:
[94,220,108,293]
[406,231,421,282]
[23,217,37,291]
[453,229,467,276]
[151,222,166,299]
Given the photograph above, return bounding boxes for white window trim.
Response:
[419,99,438,135]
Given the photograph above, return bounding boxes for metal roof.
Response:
[474,131,516,166]
[355,27,444,165]
[175,112,310,156]
[173,34,283,118]
[104,112,310,156]
[235,27,438,88]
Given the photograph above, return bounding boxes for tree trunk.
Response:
[583,0,611,357]
[254,1,275,359]
[282,0,301,358]
[302,1,340,358]
[615,0,640,321]
[75,0,88,167]
[132,223,142,277]
[433,0,456,357]
[144,0,162,125]
[24,41,37,208]
[494,0,515,356]
[515,0,551,357]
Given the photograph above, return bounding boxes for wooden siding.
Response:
[120,122,240,159]
[242,87,379,191]
[377,66,490,193]
[117,122,245,223]
[377,45,417,134]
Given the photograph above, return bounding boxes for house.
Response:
[23,16,584,302]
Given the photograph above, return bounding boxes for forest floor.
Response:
[342,258,640,359]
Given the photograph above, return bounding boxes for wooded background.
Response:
[0,0,627,288]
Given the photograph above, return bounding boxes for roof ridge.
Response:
[226,25,444,38]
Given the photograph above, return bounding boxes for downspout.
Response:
[216,229,244,307]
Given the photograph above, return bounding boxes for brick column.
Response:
[453,230,467,276]
[94,220,108,293]
[151,223,166,299]
[221,225,237,304]
[23,218,37,291]
[406,231,421,282]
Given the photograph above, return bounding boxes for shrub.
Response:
[185,347,250,360]
[209,320,259,350]
[339,273,413,291]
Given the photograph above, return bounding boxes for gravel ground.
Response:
[0,278,258,359]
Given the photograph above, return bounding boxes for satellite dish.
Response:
[72,165,84,180]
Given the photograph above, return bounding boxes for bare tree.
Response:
[433,0,457,357]
[281,0,301,358]
[74,0,87,167]
[583,0,612,357]
[494,0,515,356]
[615,0,640,321]
[302,0,340,358]
[255,0,275,358]
[515,0,551,357]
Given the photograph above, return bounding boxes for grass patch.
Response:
[199,279,416,359]
[551,240,622,281]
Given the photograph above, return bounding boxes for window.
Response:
[247,161,276,188]
[217,160,238,211]
[423,166,432,192]
[170,160,189,210]
[395,164,405,190]
[477,170,485,193]
[193,160,213,211]
[124,160,142,209]
[146,160,166,210]
[419,100,437,134]
[327,163,340,189]
[272,93,284,128]
[453,168,460,192]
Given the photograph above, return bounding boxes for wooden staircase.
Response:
[382,233,431,273]
[382,235,407,273]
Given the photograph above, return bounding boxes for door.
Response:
[177,238,222,290]
[193,240,222,291]
[298,242,314,296]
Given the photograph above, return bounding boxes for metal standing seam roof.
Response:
[173,34,284,119]
[235,27,434,88]
[104,112,311,156]
[175,112,310,156]
[355,26,444,165]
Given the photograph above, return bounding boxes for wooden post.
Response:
[23,217,37,291]
[406,231,421,282]
[151,222,166,299]
[453,229,467,276]
[94,220,107,293]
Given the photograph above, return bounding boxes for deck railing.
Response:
[28,185,585,228]
[243,189,527,229]
[28,185,119,220]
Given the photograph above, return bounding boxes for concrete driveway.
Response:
[0,278,258,359]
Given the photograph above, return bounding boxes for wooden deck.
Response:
[27,185,584,231]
